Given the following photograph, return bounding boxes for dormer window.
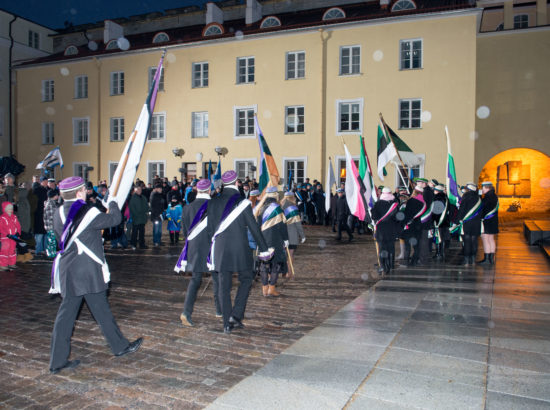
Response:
[203,23,224,37]
[391,0,416,12]
[106,40,119,50]
[153,32,169,43]
[260,16,281,29]
[64,45,78,56]
[323,7,345,21]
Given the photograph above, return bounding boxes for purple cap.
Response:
[266,186,278,193]
[59,176,85,192]
[196,178,211,192]
[221,170,238,185]
[250,190,260,196]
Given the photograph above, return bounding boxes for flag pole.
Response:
[379,113,412,194]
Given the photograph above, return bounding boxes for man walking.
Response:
[129,185,148,250]
[335,188,353,242]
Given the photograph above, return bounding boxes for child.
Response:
[0,202,21,270]
[165,198,182,245]
[43,189,60,258]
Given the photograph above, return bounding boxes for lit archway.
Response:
[478,148,550,212]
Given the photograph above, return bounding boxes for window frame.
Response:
[64,45,78,56]
[74,75,88,99]
[336,98,364,135]
[152,32,170,43]
[394,154,425,188]
[28,30,39,49]
[339,45,361,76]
[148,112,166,142]
[72,117,90,146]
[514,14,529,29]
[285,105,305,134]
[233,105,257,139]
[148,66,165,91]
[323,7,346,21]
[283,157,307,185]
[41,79,54,102]
[110,71,125,95]
[147,160,166,185]
[260,16,281,29]
[286,51,306,80]
[392,0,417,12]
[236,56,255,84]
[192,62,209,88]
[399,38,423,70]
[73,162,90,180]
[398,98,423,130]
[42,122,54,145]
[110,117,125,142]
[203,23,224,37]
[106,40,119,50]
[191,111,209,139]
[108,161,119,185]
[234,158,258,180]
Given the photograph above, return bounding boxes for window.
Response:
[400,39,422,70]
[109,162,118,184]
[399,99,422,129]
[392,0,416,12]
[514,14,529,29]
[73,117,89,144]
[340,46,360,75]
[234,106,256,137]
[192,62,209,88]
[148,66,165,91]
[153,32,169,43]
[203,162,218,179]
[192,112,208,138]
[284,158,306,185]
[74,162,90,180]
[235,160,256,180]
[147,161,165,184]
[237,57,255,84]
[260,16,281,29]
[323,7,345,20]
[286,51,305,80]
[337,99,363,133]
[74,75,88,99]
[42,122,54,145]
[395,157,424,188]
[203,23,224,36]
[110,71,124,95]
[106,40,119,50]
[64,46,78,56]
[28,30,39,49]
[285,106,305,134]
[42,80,54,102]
[110,117,124,141]
[149,113,166,141]
[338,157,359,185]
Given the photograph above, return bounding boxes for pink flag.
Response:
[344,144,366,221]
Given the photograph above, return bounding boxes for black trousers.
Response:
[463,234,478,257]
[218,270,253,327]
[50,290,129,370]
[183,272,221,317]
[337,219,353,240]
[130,224,145,247]
[260,261,286,286]
[419,229,431,263]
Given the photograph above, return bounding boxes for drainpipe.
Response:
[8,15,17,157]
[319,28,331,186]
[94,57,102,182]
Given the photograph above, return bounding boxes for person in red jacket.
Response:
[0,201,21,270]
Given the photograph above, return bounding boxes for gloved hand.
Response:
[284,240,289,248]
[258,247,275,261]
[301,237,306,244]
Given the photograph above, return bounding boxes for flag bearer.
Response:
[400,186,426,266]
[372,187,399,273]
[452,183,482,266]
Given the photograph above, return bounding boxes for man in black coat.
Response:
[414,177,434,265]
[400,187,426,266]
[372,187,399,272]
[49,177,142,374]
[176,179,221,326]
[432,185,450,261]
[335,188,353,242]
[32,175,49,255]
[206,170,272,333]
[312,184,326,225]
[149,184,166,246]
[453,183,482,266]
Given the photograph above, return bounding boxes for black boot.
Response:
[390,252,395,269]
[175,232,180,243]
[169,232,175,245]
[462,256,470,266]
[469,255,476,265]
[477,253,489,265]
[440,243,445,262]
[489,253,495,265]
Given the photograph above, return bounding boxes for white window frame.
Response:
[106,40,119,50]
[148,66,165,91]
[339,45,361,76]
[392,0,417,12]
[203,23,224,36]
[147,160,166,185]
[234,158,257,180]
[399,98,422,129]
[192,62,209,88]
[73,162,90,180]
[514,14,529,29]
[260,16,281,29]
[153,32,169,43]
[233,105,257,139]
[72,117,90,145]
[285,105,305,134]
[283,156,308,185]
[323,7,346,21]
[286,51,306,80]
[110,71,124,95]
[400,38,423,70]
[64,45,78,56]
[42,79,54,102]
[28,30,39,49]
[110,117,125,142]
[335,155,359,185]
[236,56,255,84]
[192,111,209,138]
[74,75,88,99]
[42,122,54,145]
[148,112,166,142]
[109,161,119,185]
[394,154,425,188]
[336,98,363,135]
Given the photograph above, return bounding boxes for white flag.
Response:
[325,158,336,212]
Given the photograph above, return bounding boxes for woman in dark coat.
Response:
[372,187,399,273]
[400,187,426,266]
[478,181,499,265]
[453,183,482,266]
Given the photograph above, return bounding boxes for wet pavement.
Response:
[0,225,377,409]
[207,227,550,410]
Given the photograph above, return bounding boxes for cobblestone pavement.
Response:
[0,225,377,409]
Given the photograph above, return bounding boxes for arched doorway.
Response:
[478,148,550,212]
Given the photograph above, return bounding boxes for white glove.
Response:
[301,237,306,244]
[258,247,275,261]
[284,240,289,248]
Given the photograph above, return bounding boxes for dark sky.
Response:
[0,0,219,30]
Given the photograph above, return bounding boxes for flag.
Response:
[377,121,397,181]
[287,167,293,190]
[208,160,213,181]
[445,125,461,206]
[385,124,424,168]
[213,160,221,181]
[358,136,377,209]
[36,146,64,169]
[325,157,336,212]
[344,144,366,221]
[109,52,165,209]
[255,116,280,193]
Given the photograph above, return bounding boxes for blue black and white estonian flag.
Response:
[36,146,64,170]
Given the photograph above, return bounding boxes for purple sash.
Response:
[175,201,208,271]
[206,193,241,267]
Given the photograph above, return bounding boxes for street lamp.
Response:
[214,146,228,159]
[172,148,185,157]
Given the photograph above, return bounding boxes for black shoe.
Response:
[229,316,244,329]
[115,338,143,357]
[489,253,495,265]
[223,324,234,334]
[477,253,489,265]
[50,359,80,374]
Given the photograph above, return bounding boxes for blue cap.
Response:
[266,186,278,193]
